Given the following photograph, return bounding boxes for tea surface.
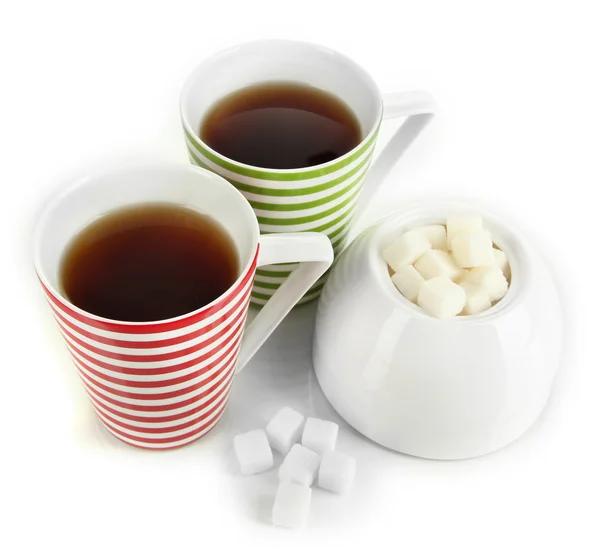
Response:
[60,203,239,322]
[200,82,361,169]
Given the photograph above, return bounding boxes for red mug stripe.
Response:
[62,315,245,376]
[95,402,228,445]
[99,411,223,450]
[87,375,234,424]
[78,360,236,414]
[57,298,248,363]
[72,345,238,401]
[91,385,232,434]
[68,344,237,390]
[51,280,253,350]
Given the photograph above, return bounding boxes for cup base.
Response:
[94,407,226,450]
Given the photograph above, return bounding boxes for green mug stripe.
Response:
[184,126,379,182]
[327,221,352,242]
[251,296,319,308]
[257,262,297,271]
[254,268,293,278]
[188,145,373,198]
[258,197,359,235]
[247,171,367,212]
[332,236,348,253]
[305,281,327,296]
[331,222,352,242]
[256,189,360,226]
[318,199,360,231]
[241,155,371,198]
[251,286,277,298]
[252,279,282,290]
[253,276,289,285]
[251,277,326,299]
[254,275,327,292]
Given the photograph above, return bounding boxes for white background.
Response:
[1,1,598,545]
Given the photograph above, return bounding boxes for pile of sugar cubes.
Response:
[233,407,355,529]
[383,215,511,319]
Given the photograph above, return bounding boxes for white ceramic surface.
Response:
[313,201,563,460]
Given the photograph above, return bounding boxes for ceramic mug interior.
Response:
[34,164,259,318]
[180,39,383,169]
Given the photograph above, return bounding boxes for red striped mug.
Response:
[33,164,333,449]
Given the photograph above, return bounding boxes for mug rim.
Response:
[33,163,260,328]
[179,38,384,176]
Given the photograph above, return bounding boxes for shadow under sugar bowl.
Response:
[313,201,563,460]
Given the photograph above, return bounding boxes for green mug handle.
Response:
[355,91,437,220]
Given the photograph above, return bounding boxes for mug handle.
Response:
[235,232,333,373]
[354,90,437,220]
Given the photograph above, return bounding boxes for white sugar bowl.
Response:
[313,202,563,460]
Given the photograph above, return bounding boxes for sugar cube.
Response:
[384,215,510,318]
[266,407,305,454]
[446,215,483,250]
[272,482,312,529]
[460,281,492,315]
[409,224,448,251]
[417,277,466,319]
[318,451,356,494]
[391,265,425,302]
[382,231,431,272]
[494,248,511,279]
[414,250,463,281]
[233,429,273,475]
[279,444,321,486]
[302,418,339,454]
[451,231,495,268]
[463,264,508,301]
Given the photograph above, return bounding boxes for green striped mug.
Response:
[181,40,435,306]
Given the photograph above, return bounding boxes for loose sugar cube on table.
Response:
[302,417,339,454]
[279,444,320,487]
[446,215,483,250]
[463,264,508,301]
[382,231,431,272]
[266,407,305,454]
[414,250,463,281]
[451,231,495,268]
[318,451,356,494]
[417,277,466,319]
[272,482,312,529]
[391,265,425,302]
[460,281,492,315]
[411,224,448,251]
[233,429,273,475]
[494,248,511,279]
